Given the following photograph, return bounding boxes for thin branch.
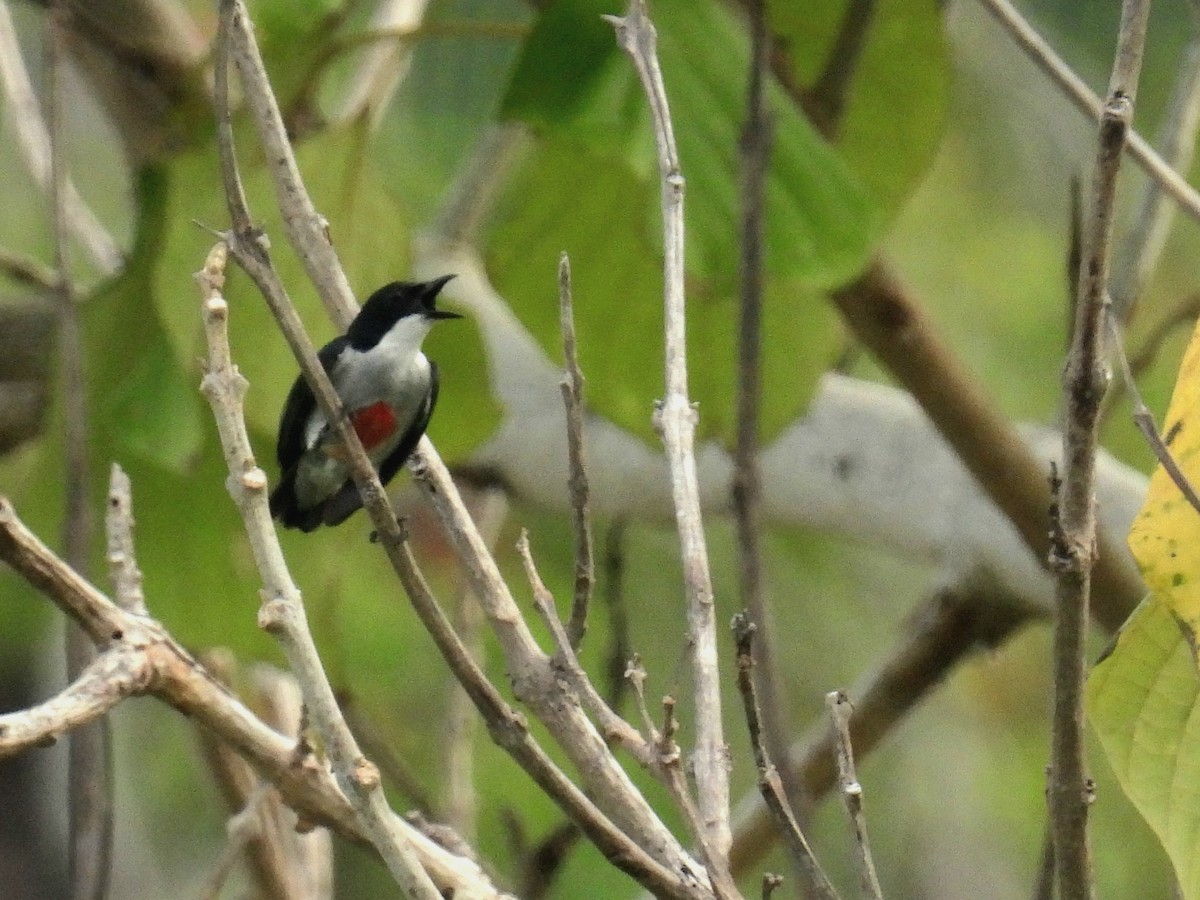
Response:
[806,0,876,140]
[558,252,595,650]
[1107,314,1200,517]
[1051,4,1150,897]
[0,650,148,757]
[976,0,1200,227]
[408,443,705,883]
[826,691,883,900]
[104,464,147,615]
[1110,24,1200,324]
[47,12,112,899]
[0,498,503,897]
[205,218,701,895]
[624,669,742,900]
[340,698,435,817]
[734,0,800,829]
[0,2,121,274]
[196,244,443,900]
[218,1,710,890]
[730,581,1041,876]
[732,614,839,900]
[197,655,332,900]
[222,0,357,327]
[196,783,274,900]
[516,530,654,769]
[606,0,731,858]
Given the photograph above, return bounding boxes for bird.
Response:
[269,276,461,531]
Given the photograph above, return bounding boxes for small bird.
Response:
[270,276,461,531]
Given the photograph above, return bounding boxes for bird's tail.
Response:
[269,467,325,532]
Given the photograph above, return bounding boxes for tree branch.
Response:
[607,0,731,858]
[1049,5,1150,896]
[195,244,444,900]
[732,614,838,900]
[977,0,1200,227]
[558,253,594,651]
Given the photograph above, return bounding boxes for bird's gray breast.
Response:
[304,347,432,451]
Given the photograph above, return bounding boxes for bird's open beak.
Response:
[421,273,462,320]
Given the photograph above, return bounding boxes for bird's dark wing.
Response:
[274,337,347,472]
[378,361,440,486]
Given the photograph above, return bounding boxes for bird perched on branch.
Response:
[270,276,461,531]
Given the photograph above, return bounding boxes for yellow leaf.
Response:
[1128,317,1200,649]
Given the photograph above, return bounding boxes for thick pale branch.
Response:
[196,242,443,900]
[0,650,147,758]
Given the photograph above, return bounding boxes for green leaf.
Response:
[499,0,878,290]
[768,0,951,216]
[499,0,623,127]
[487,138,839,446]
[85,167,204,473]
[655,0,877,288]
[1088,598,1200,899]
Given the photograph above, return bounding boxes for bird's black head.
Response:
[346,275,461,350]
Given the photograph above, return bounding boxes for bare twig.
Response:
[806,0,876,139]
[559,253,595,650]
[0,499,503,897]
[1051,4,1150,897]
[340,699,435,816]
[826,691,883,900]
[516,530,653,768]
[197,655,332,900]
[730,580,1040,876]
[606,0,731,858]
[196,783,274,900]
[197,245,443,899]
[104,464,147,615]
[761,873,784,900]
[623,673,741,900]
[222,0,357,326]
[732,614,839,900]
[409,445,704,884]
[1108,314,1200,518]
[733,0,799,826]
[218,1,713,891]
[1110,24,1200,324]
[214,120,702,900]
[977,0,1200,227]
[0,650,148,756]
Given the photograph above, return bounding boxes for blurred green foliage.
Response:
[1,0,1197,897]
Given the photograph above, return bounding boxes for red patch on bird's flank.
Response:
[351,402,398,450]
